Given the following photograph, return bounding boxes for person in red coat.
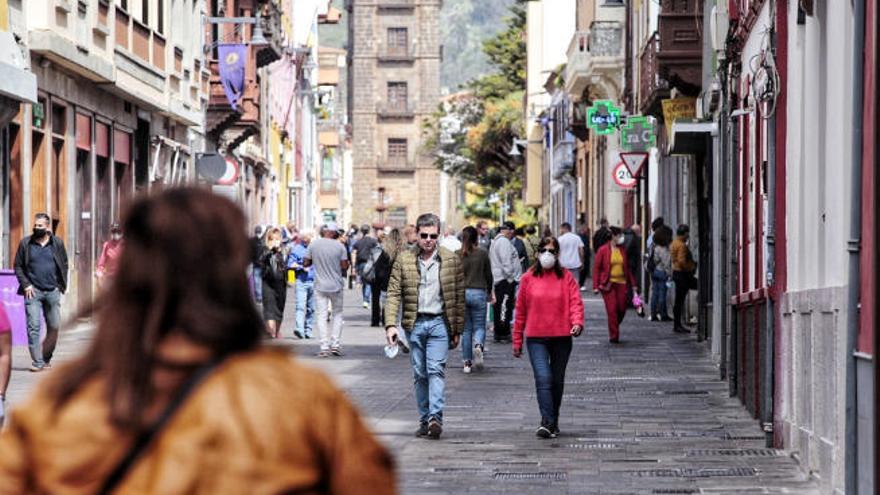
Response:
[593,226,639,343]
[513,236,585,439]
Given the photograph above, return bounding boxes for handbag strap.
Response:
[97,359,224,495]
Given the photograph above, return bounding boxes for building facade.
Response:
[349,0,440,227]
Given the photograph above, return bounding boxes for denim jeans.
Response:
[25,288,62,368]
[650,269,669,316]
[408,315,448,424]
[252,264,263,302]
[315,290,344,351]
[356,262,371,304]
[526,336,572,428]
[295,279,315,337]
[462,289,488,362]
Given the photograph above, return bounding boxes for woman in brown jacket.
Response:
[0,188,394,495]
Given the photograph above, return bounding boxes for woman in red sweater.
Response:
[592,226,639,343]
[513,236,584,439]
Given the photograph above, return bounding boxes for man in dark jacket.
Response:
[13,213,69,372]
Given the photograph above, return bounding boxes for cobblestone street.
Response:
[6,287,820,494]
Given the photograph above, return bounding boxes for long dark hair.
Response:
[49,188,263,429]
[531,236,564,278]
[460,225,479,258]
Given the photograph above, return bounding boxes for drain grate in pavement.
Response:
[432,467,483,474]
[631,467,758,478]
[726,434,766,440]
[637,431,727,439]
[555,443,620,450]
[492,471,567,481]
[652,489,699,494]
[662,390,710,395]
[687,448,783,457]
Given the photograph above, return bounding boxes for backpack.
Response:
[361,245,384,284]
[644,245,657,275]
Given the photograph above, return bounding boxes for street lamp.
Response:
[508,137,542,156]
[204,10,269,53]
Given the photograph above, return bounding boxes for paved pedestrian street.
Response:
[5,288,819,494]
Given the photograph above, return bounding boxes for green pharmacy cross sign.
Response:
[620,116,657,152]
[586,100,622,135]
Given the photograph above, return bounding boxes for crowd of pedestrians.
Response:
[0,185,705,494]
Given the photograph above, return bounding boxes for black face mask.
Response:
[33,228,48,238]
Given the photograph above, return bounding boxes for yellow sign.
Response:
[0,0,9,31]
[661,98,697,136]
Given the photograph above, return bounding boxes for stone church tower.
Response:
[348,0,441,227]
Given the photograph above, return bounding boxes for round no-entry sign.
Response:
[612,162,637,189]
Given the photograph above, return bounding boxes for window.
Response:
[387,28,408,55]
[141,0,149,25]
[387,82,408,109]
[118,0,128,10]
[387,138,407,163]
[157,0,164,33]
[321,154,335,191]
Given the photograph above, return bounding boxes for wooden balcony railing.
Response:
[639,31,666,113]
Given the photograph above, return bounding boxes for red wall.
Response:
[858,0,876,355]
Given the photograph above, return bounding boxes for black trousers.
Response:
[672,271,696,328]
[493,280,517,341]
[370,281,382,326]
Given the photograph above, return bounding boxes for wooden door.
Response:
[8,123,22,265]
[75,113,93,308]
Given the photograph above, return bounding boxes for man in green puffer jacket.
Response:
[385,213,465,440]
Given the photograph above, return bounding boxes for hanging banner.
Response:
[661,98,696,137]
[218,44,248,110]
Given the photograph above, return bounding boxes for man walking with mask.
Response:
[13,213,69,372]
[385,213,464,440]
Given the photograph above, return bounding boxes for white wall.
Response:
[779,1,854,493]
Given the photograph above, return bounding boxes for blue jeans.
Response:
[650,269,669,316]
[462,289,488,362]
[356,262,371,303]
[408,315,449,424]
[25,288,62,368]
[295,279,315,337]
[252,264,263,302]
[526,337,572,428]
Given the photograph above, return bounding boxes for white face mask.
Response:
[539,252,556,269]
[616,236,625,245]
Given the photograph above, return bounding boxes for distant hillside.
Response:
[441,0,514,92]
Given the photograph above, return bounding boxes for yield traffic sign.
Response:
[619,152,649,178]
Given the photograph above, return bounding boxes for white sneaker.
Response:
[463,362,472,374]
[363,302,369,309]
[473,345,484,370]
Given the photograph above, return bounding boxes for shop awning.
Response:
[669,120,717,155]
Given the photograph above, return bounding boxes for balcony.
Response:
[564,21,624,99]
[377,102,415,119]
[639,0,703,116]
[551,139,575,180]
[378,45,416,64]
[378,156,415,172]
[377,0,415,11]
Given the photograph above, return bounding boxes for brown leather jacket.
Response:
[0,349,395,495]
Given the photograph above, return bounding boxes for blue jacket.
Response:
[287,243,313,282]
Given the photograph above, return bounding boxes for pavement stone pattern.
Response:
[4,287,820,494]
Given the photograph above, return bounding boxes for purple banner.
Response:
[218,44,248,111]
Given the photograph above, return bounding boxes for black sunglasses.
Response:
[419,233,440,240]
[538,248,557,254]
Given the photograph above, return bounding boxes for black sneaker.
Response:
[535,425,556,439]
[293,330,304,339]
[550,425,560,436]
[415,423,429,437]
[330,347,344,356]
[427,419,443,439]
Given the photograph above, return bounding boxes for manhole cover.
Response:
[631,467,758,478]
[492,472,567,481]
[687,449,783,457]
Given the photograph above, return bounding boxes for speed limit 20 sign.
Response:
[612,162,637,189]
